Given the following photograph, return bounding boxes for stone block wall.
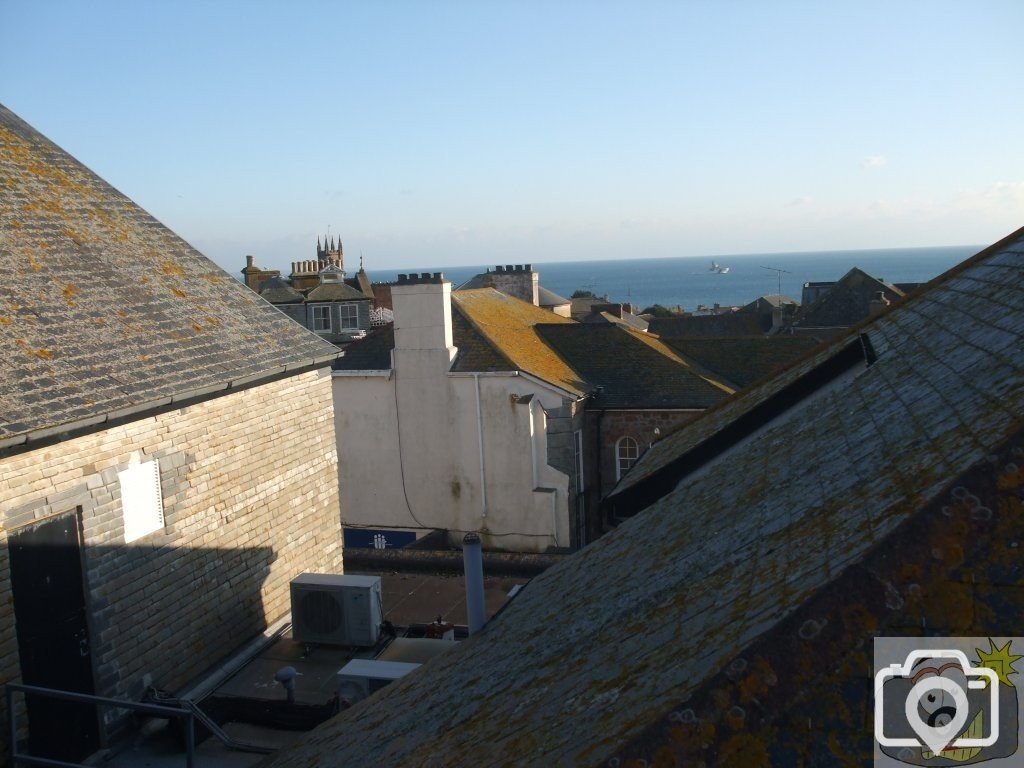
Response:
[0,368,342,750]
[588,410,703,531]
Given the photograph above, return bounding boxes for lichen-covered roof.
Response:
[0,104,340,446]
[791,266,904,328]
[328,296,542,377]
[450,307,515,372]
[665,335,822,389]
[266,227,1024,767]
[452,289,585,395]
[306,282,371,302]
[536,324,733,408]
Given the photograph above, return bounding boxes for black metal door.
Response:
[9,512,99,761]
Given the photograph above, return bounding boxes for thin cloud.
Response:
[863,155,888,169]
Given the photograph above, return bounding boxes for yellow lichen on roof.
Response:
[453,289,586,395]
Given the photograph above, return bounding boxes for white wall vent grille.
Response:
[118,459,164,543]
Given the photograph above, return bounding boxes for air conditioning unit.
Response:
[337,659,421,703]
[290,573,383,646]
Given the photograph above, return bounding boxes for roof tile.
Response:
[0,104,340,442]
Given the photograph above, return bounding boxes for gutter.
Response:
[331,369,394,379]
[0,355,338,460]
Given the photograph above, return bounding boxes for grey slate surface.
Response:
[0,104,341,444]
[266,228,1024,767]
[536,323,732,408]
[258,276,304,304]
[306,282,370,302]
[537,285,569,307]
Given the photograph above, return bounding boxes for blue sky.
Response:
[2,1,1022,274]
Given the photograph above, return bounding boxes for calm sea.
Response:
[379,245,981,312]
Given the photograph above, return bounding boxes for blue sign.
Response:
[343,528,416,550]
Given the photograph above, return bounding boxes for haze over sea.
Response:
[377,245,981,312]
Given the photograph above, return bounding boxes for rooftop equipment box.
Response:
[290,573,383,647]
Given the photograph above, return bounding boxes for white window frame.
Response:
[118,459,164,543]
[339,303,359,329]
[311,304,332,332]
[616,436,640,481]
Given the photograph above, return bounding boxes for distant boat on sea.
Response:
[710,260,730,274]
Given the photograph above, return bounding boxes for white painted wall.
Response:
[332,279,572,552]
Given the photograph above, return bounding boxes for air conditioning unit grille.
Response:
[290,573,383,646]
[300,590,343,635]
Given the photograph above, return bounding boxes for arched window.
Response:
[616,436,640,481]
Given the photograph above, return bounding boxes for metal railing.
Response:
[6,684,196,768]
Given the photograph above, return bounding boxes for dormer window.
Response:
[319,266,345,284]
[311,305,332,332]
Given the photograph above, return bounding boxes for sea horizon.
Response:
[376,243,983,312]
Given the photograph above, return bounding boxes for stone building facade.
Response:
[0,104,344,761]
[333,277,583,552]
[0,372,341,743]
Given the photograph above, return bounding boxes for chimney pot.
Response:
[506,265,514,272]
[421,272,431,280]
[525,263,532,271]
[246,255,255,268]
[433,272,443,280]
[496,265,505,273]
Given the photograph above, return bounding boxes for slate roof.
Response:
[306,282,370,302]
[742,293,797,309]
[738,293,799,316]
[450,306,514,372]
[332,326,394,371]
[790,266,904,329]
[537,285,570,308]
[0,105,341,449]
[647,312,768,338]
[456,271,497,291]
[348,268,375,298]
[266,227,1024,767]
[334,292,730,407]
[452,289,585,395]
[328,300,518,376]
[535,324,733,408]
[580,305,650,332]
[258,276,304,304]
[664,336,822,388]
